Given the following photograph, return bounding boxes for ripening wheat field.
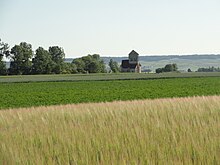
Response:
[0,96,220,164]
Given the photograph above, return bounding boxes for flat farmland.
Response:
[1,72,220,83]
[1,77,220,109]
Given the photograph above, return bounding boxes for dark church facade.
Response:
[121,50,141,73]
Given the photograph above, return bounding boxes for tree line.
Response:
[0,40,68,75]
[0,39,120,75]
[197,66,220,72]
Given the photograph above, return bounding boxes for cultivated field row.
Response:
[1,72,220,83]
[0,96,219,164]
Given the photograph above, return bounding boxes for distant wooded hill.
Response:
[65,54,220,72]
[6,54,220,72]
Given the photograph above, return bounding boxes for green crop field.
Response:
[1,72,220,83]
[1,77,220,110]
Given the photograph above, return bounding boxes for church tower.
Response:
[129,50,139,64]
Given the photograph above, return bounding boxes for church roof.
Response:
[129,50,139,56]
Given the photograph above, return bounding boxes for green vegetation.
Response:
[72,54,106,73]
[0,39,9,75]
[7,42,68,75]
[1,77,220,109]
[197,66,220,72]
[32,47,54,74]
[32,46,67,74]
[0,55,6,75]
[9,42,33,75]
[109,59,120,73]
[0,40,106,75]
[1,96,220,164]
[156,63,178,73]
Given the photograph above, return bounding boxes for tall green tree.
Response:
[32,47,54,74]
[109,59,120,73]
[49,46,65,74]
[9,42,33,75]
[0,39,9,75]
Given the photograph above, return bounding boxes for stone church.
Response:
[121,50,141,73]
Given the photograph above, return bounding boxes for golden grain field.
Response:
[0,96,220,164]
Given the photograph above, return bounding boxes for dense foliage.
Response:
[0,77,220,109]
[156,63,178,73]
[72,54,106,73]
[0,39,9,75]
[9,42,33,75]
[32,47,54,74]
[0,40,68,75]
[0,55,7,75]
[0,40,107,75]
[197,66,220,72]
[49,46,66,74]
[109,59,120,73]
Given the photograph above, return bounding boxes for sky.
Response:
[1,0,220,58]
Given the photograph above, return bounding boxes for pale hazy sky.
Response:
[1,0,220,57]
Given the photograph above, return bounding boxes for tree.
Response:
[156,63,178,73]
[9,42,33,75]
[99,59,106,73]
[62,63,77,74]
[0,54,7,75]
[72,58,86,73]
[188,68,192,72]
[109,59,120,73]
[0,39,9,75]
[172,63,178,71]
[72,54,106,73]
[0,39,10,56]
[32,47,54,74]
[164,64,177,72]
[88,61,101,73]
[156,68,163,73]
[49,46,65,74]
[164,64,172,72]
[197,66,220,72]
[81,55,93,72]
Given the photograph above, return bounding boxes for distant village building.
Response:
[121,50,141,73]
